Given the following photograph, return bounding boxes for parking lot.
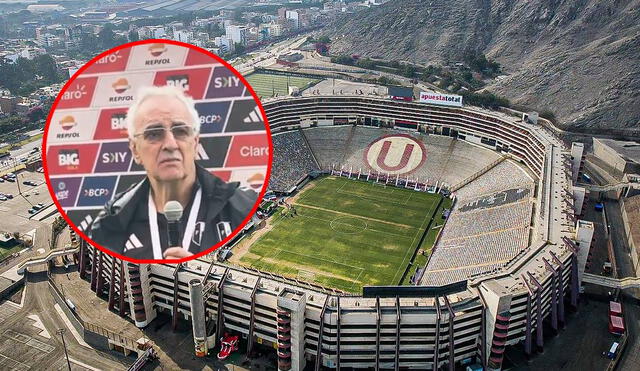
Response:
[0,170,53,235]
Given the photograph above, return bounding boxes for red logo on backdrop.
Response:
[58,77,98,109]
[148,43,167,57]
[247,173,265,190]
[224,134,269,167]
[185,48,216,66]
[211,170,231,182]
[364,134,426,175]
[112,78,131,94]
[83,49,131,74]
[59,115,76,131]
[47,143,100,175]
[94,108,129,140]
[153,67,211,99]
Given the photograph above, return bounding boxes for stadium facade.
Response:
[76,96,585,370]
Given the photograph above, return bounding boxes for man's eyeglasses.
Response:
[133,123,195,143]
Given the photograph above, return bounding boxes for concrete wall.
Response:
[48,280,85,338]
[620,198,640,276]
[0,276,24,301]
[593,138,627,176]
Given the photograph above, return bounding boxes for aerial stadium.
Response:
[68,89,589,370]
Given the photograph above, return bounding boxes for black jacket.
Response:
[89,164,257,260]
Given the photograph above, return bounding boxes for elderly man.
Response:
[89,86,258,260]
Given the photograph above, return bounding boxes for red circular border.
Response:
[362,133,427,176]
[42,39,273,264]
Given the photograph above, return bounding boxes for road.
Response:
[604,200,640,370]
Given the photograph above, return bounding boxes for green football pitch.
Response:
[238,176,449,293]
[244,72,321,98]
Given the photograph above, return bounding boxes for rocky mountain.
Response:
[325,0,640,136]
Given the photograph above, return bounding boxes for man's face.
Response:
[129,95,199,183]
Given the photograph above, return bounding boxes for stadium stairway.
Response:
[340,125,357,165]
[299,129,322,170]
[451,156,507,192]
[433,139,458,185]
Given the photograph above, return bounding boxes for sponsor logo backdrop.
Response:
[46,42,269,228]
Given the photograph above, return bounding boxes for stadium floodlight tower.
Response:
[189,279,208,357]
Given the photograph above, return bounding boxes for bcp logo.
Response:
[58,149,79,167]
[95,141,131,173]
[57,77,97,109]
[94,108,129,140]
[365,134,427,175]
[206,66,244,99]
[195,101,230,134]
[166,74,189,91]
[76,176,117,207]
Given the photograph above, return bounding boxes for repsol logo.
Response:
[58,150,79,166]
[166,74,189,90]
[101,152,127,164]
[200,114,222,124]
[62,85,87,100]
[56,132,80,139]
[108,95,133,103]
[83,188,110,197]
[111,113,127,130]
[240,146,268,157]
[145,59,170,65]
[213,76,240,88]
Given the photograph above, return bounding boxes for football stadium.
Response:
[67,92,587,370]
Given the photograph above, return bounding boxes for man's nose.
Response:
[161,129,179,150]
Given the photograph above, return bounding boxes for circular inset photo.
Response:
[43,39,272,263]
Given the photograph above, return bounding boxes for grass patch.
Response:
[239,176,443,292]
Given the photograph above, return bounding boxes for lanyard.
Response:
[148,187,203,259]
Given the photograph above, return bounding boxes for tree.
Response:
[234,43,245,55]
[128,30,139,42]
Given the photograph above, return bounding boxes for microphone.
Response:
[164,201,183,248]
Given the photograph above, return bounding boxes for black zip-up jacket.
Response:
[89,164,257,260]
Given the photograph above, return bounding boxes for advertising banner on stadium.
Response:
[419,91,463,107]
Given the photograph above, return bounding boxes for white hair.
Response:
[126,85,201,139]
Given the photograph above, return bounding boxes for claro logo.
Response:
[95,51,123,64]
[62,84,87,100]
[240,146,268,157]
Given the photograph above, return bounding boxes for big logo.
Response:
[154,68,211,99]
[364,134,426,175]
[94,108,129,140]
[47,144,99,175]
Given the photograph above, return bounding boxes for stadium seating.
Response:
[268,130,319,192]
[420,162,535,286]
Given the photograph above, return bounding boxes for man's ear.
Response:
[129,138,141,164]
[193,134,199,152]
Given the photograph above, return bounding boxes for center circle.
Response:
[329,216,368,234]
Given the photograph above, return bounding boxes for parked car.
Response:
[0,195,6,201]
[5,194,13,199]
[28,208,36,214]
